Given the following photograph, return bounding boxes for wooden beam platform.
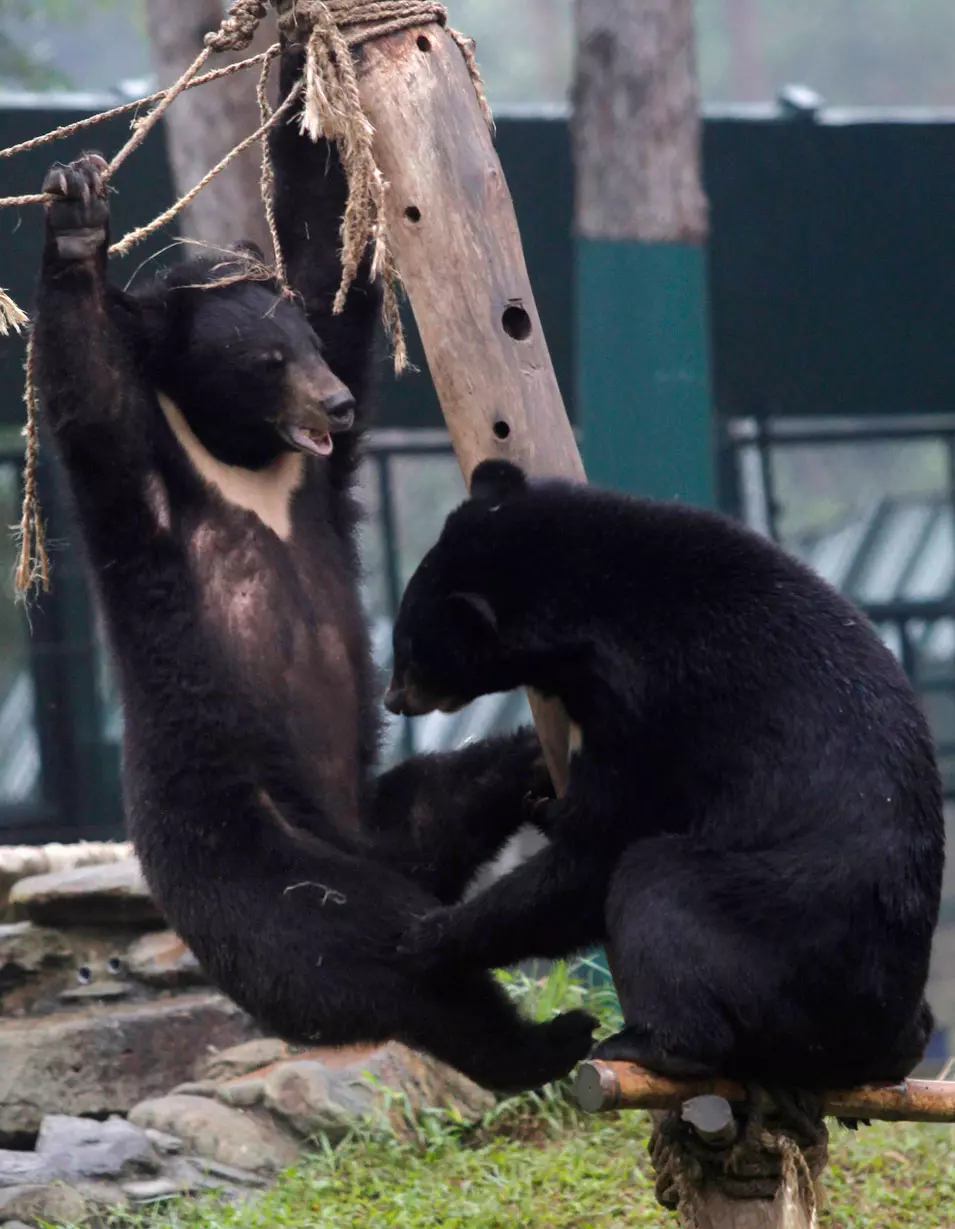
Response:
[575,1059,955,1123]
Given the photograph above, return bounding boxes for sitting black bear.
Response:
[387,459,944,1088]
[30,45,596,1092]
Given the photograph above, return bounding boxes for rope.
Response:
[15,333,49,594]
[256,43,288,287]
[109,73,297,259]
[650,1088,829,1229]
[0,52,274,165]
[0,54,275,211]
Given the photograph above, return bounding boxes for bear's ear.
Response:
[470,460,528,505]
[447,592,498,638]
[233,240,267,263]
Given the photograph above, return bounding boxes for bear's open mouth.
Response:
[282,426,334,458]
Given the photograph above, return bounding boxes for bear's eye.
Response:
[259,350,286,371]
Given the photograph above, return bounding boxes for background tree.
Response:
[573,0,713,508]
[144,0,274,255]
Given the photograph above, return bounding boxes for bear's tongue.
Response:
[287,426,334,458]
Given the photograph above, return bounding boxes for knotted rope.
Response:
[651,1088,829,1229]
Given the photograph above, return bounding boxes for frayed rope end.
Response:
[0,288,28,336]
[13,517,51,601]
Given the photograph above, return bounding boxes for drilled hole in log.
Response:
[502,305,532,342]
[417,35,432,52]
[405,205,422,223]
[493,420,511,441]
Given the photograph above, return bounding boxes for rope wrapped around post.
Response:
[650,1089,829,1229]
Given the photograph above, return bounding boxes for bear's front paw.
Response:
[525,795,560,836]
[398,908,456,971]
[43,153,110,259]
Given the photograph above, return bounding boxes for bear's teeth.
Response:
[285,426,334,458]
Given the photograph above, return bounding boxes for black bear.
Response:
[387,459,945,1088]
[30,44,596,1093]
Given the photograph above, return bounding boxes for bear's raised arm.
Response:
[269,40,382,419]
[34,153,160,540]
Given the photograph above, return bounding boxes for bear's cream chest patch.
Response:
[157,391,305,541]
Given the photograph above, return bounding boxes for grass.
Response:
[100,967,954,1229]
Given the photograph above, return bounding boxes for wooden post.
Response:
[688,1192,813,1229]
[347,21,585,791]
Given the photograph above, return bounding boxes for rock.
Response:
[0,924,72,992]
[8,859,160,928]
[57,982,135,1004]
[262,1062,352,1139]
[164,1158,227,1194]
[2,1220,34,1229]
[125,931,206,989]
[121,1177,186,1203]
[261,1042,494,1140]
[128,1096,298,1174]
[35,1114,160,1181]
[216,1077,266,1109]
[143,1129,183,1155]
[0,842,132,910]
[0,1184,89,1226]
[198,1038,291,1083]
[168,1082,219,1099]
[73,1181,129,1212]
[185,1158,269,1188]
[0,1156,46,1190]
[1,930,163,1019]
[0,993,259,1141]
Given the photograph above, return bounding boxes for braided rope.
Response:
[651,1089,828,1229]
[14,332,48,594]
[109,70,296,260]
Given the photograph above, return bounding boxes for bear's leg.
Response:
[399,838,611,971]
[366,728,553,902]
[396,972,597,1093]
[595,836,783,1079]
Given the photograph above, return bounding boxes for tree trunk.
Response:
[725,0,768,101]
[573,0,708,242]
[144,0,275,257]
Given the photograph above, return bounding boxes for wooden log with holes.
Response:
[271,2,584,791]
[360,20,585,791]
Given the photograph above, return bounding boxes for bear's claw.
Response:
[44,153,110,254]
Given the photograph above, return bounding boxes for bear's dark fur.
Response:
[30,48,596,1093]
[387,459,945,1088]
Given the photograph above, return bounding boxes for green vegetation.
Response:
[100,968,953,1229]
